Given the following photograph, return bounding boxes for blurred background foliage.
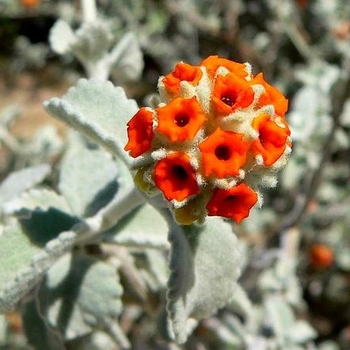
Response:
[1,0,350,349]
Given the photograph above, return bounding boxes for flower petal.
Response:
[199,128,249,178]
[162,62,203,95]
[156,97,206,142]
[206,184,258,223]
[251,73,288,117]
[154,152,199,202]
[251,114,291,166]
[212,73,255,115]
[124,108,154,157]
[201,55,248,78]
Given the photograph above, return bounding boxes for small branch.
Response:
[0,125,32,156]
[74,187,146,245]
[273,0,319,64]
[281,64,350,231]
[81,0,97,23]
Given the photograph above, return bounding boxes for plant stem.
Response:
[281,63,350,231]
[81,0,97,22]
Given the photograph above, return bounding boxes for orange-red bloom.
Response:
[20,0,40,7]
[154,152,199,201]
[201,55,248,78]
[212,73,255,115]
[309,244,334,269]
[206,183,258,223]
[162,62,203,95]
[251,114,291,166]
[124,108,154,157]
[156,97,206,142]
[251,73,288,117]
[199,128,249,178]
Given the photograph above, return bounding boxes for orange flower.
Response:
[206,183,258,223]
[212,73,255,115]
[310,244,334,269]
[154,152,199,201]
[124,108,154,157]
[156,97,206,142]
[251,73,288,117]
[199,128,249,178]
[162,62,203,95]
[201,55,248,78]
[251,114,291,166]
[20,0,40,7]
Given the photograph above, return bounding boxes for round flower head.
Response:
[124,56,292,225]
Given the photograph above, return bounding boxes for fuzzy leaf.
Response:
[110,32,144,83]
[0,223,76,313]
[167,217,241,343]
[0,164,50,206]
[49,19,76,55]
[103,203,169,249]
[22,300,66,350]
[59,144,119,217]
[38,253,123,341]
[72,21,113,61]
[3,188,71,216]
[2,188,78,247]
[43,79,138,165]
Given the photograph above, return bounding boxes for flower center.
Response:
[175,114,190,127]
[215,145,231,161]
[172,165,188,181]
[221,95,235,106]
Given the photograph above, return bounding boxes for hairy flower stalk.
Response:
[125,56,292,224]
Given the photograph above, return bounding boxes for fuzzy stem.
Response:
[81,0,97,23]
[74,187,146,244]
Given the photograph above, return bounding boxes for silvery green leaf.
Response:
[205,316,246,347]
[43,79,138,166]
[167,217,241,343]
[318,340,341,350]
[49,19,76,55]
[22,300,65,350]
[104,203,169,249]
[340,98,350,127]
[3,188,78,247]
[3,189,71,216]
[229,283,253,318]
[72,21,113,62]
[144,249,168,289]
[38,253,124,343]
[0,164,50,206]
[264,296,295,346]
[0,224,76,313]
[287,320,316,344]
[59,144,119,217]
[110,32,144,83]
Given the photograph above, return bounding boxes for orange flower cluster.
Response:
[125,56,292,225]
